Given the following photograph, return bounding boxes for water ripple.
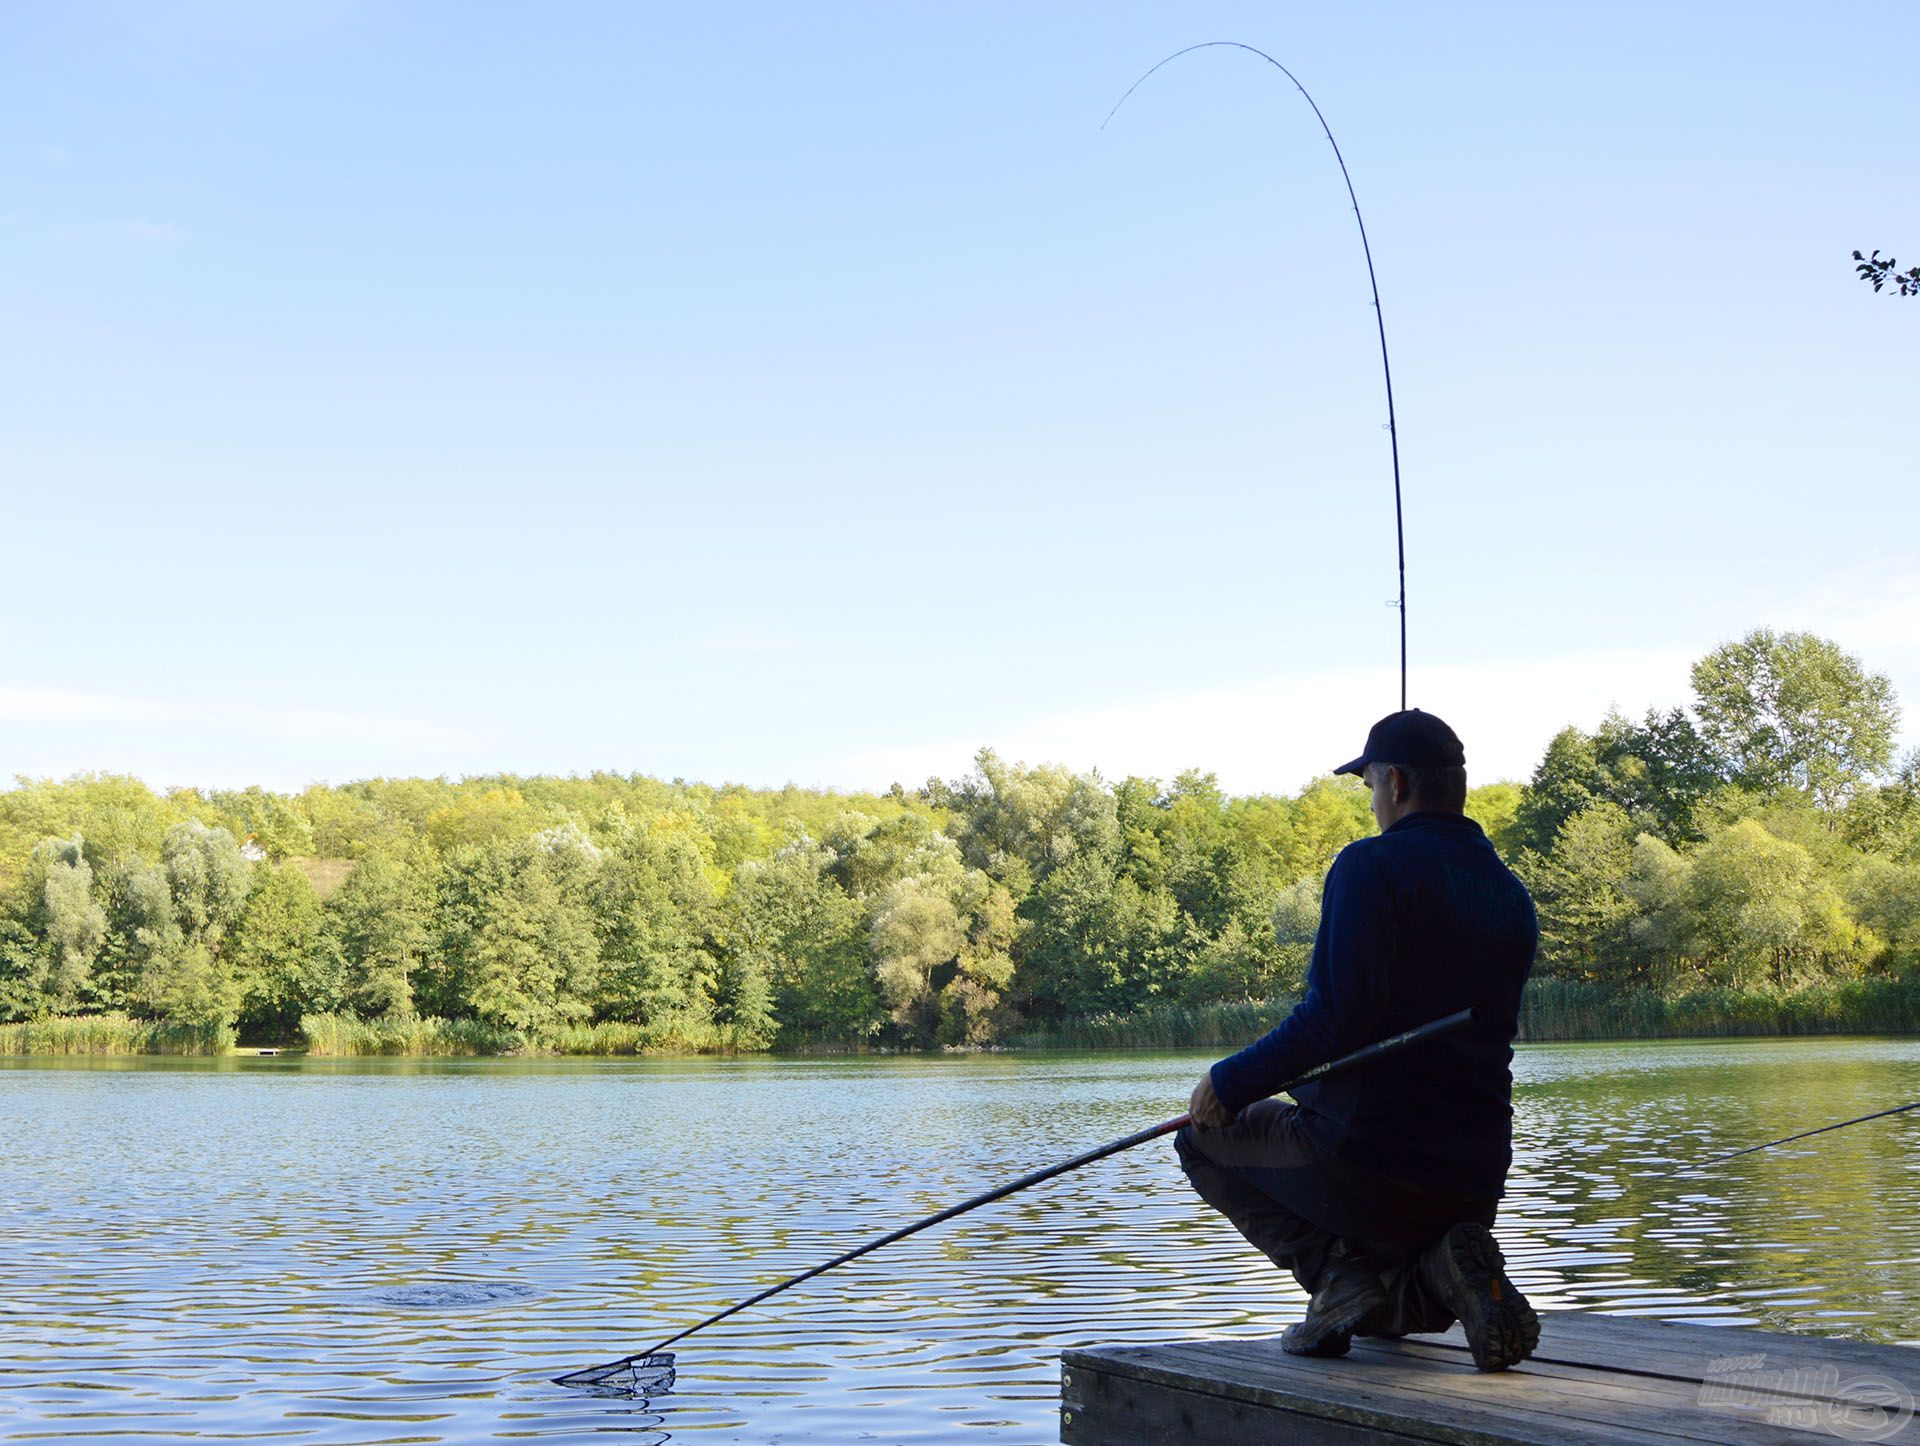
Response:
[3,1037,1919,1441]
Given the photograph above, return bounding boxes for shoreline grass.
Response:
[299,1012,522,1056]
[1515,977,1920,1042]
[1000,998,1302,1051]
[9,982,1918,1058]
[995,979,1920,1050]
[298,1012,775,1057]
[0,1013,235,1056]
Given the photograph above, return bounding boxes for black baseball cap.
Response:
[1333,709,1466,778]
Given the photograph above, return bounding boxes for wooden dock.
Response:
[1061,1310,1918,1442]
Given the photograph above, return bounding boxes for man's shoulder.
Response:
[1352,816,1511,883]
[1377,814,1495,857]
[1332,833,1386,865]
[1329,833,1396,885]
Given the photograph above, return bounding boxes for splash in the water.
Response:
[373,1280,538,1308]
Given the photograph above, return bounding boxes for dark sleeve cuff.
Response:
[1210,1035,1290,1116]
[1209,1057,1253,1115]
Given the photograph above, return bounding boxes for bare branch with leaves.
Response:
[1853,249,1920,297]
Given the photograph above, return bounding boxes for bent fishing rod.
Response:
[553,1006,1476,1389]
[1685,1100,1920,1172]
[1103,41,1409,709]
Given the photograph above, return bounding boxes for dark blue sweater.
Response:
[1209,812,1537,1197]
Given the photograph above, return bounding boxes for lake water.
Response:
[3,1037,1918,1443]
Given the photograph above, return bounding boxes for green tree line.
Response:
[2,628,1914,1051]
[1515,630,1917,993]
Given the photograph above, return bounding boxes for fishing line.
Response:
[1102,41,1408,710]
[551,1009,1475,1393]
[1684,1100,1920,1172]
[555,44,1422,1400]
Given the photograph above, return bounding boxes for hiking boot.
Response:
[1419,1222,1539,1372]
[1280,1264,1387,1358]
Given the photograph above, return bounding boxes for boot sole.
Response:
[1432,1223,1539,1372]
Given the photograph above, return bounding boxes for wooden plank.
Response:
[1064,1314,1920,1446]
[1133,1340,1827,1444]
[1065,1354,1632,1445]
[1217,1310,1920,1398]
[1067,1344,1765,1445]
[1367,1313,1920,1405]
[1513,1310,1920,1388]
[1062,1364,1438,1445]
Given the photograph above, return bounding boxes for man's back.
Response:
[1291,812,1536,1196]
[1209,811,1535,1197]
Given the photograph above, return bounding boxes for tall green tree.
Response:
[1846,855,1920,975]
[1514,727,1604,856]
[1019,850,1179,1021]
[871,871,967,1041]
[864,837,1020,1045]
[231,864,330,1039]
[1524,803,1637,983]
[823,809,940,899]
[1515,711,1721,854]
[1684,819,1876,988]
[1267,876,1322,996]
[727,836,875,1044]
[1623,833,1696,988]
[942,749,1118,888]
[1156,770,1238,934]
[98,854,242,1026]
[592,827,718,1031]
[1593,708,1724,842]
[941,878,1017,1046]
[162,822,253,953]
[440,837,598,1035]
[1692,629,1899,809]
[709,949,776,1048]
[0,837,108,1017]
[324,850,431,1017]
[1842,751,1920,861]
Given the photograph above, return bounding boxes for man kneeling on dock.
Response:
[1178,709,1541,1371]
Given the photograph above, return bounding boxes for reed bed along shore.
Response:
[1007,979,1920,1050]
[1514,977,1920,1042]
[297,1012,519,1056]
[0,1013,234,1055]
[297,1012,762,1057]
[1002,999,1302,1052]
[7,980,1920,1057]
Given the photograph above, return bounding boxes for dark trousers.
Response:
[1175,1100,1496,1336]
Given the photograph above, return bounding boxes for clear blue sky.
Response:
[3,2,1915,794]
